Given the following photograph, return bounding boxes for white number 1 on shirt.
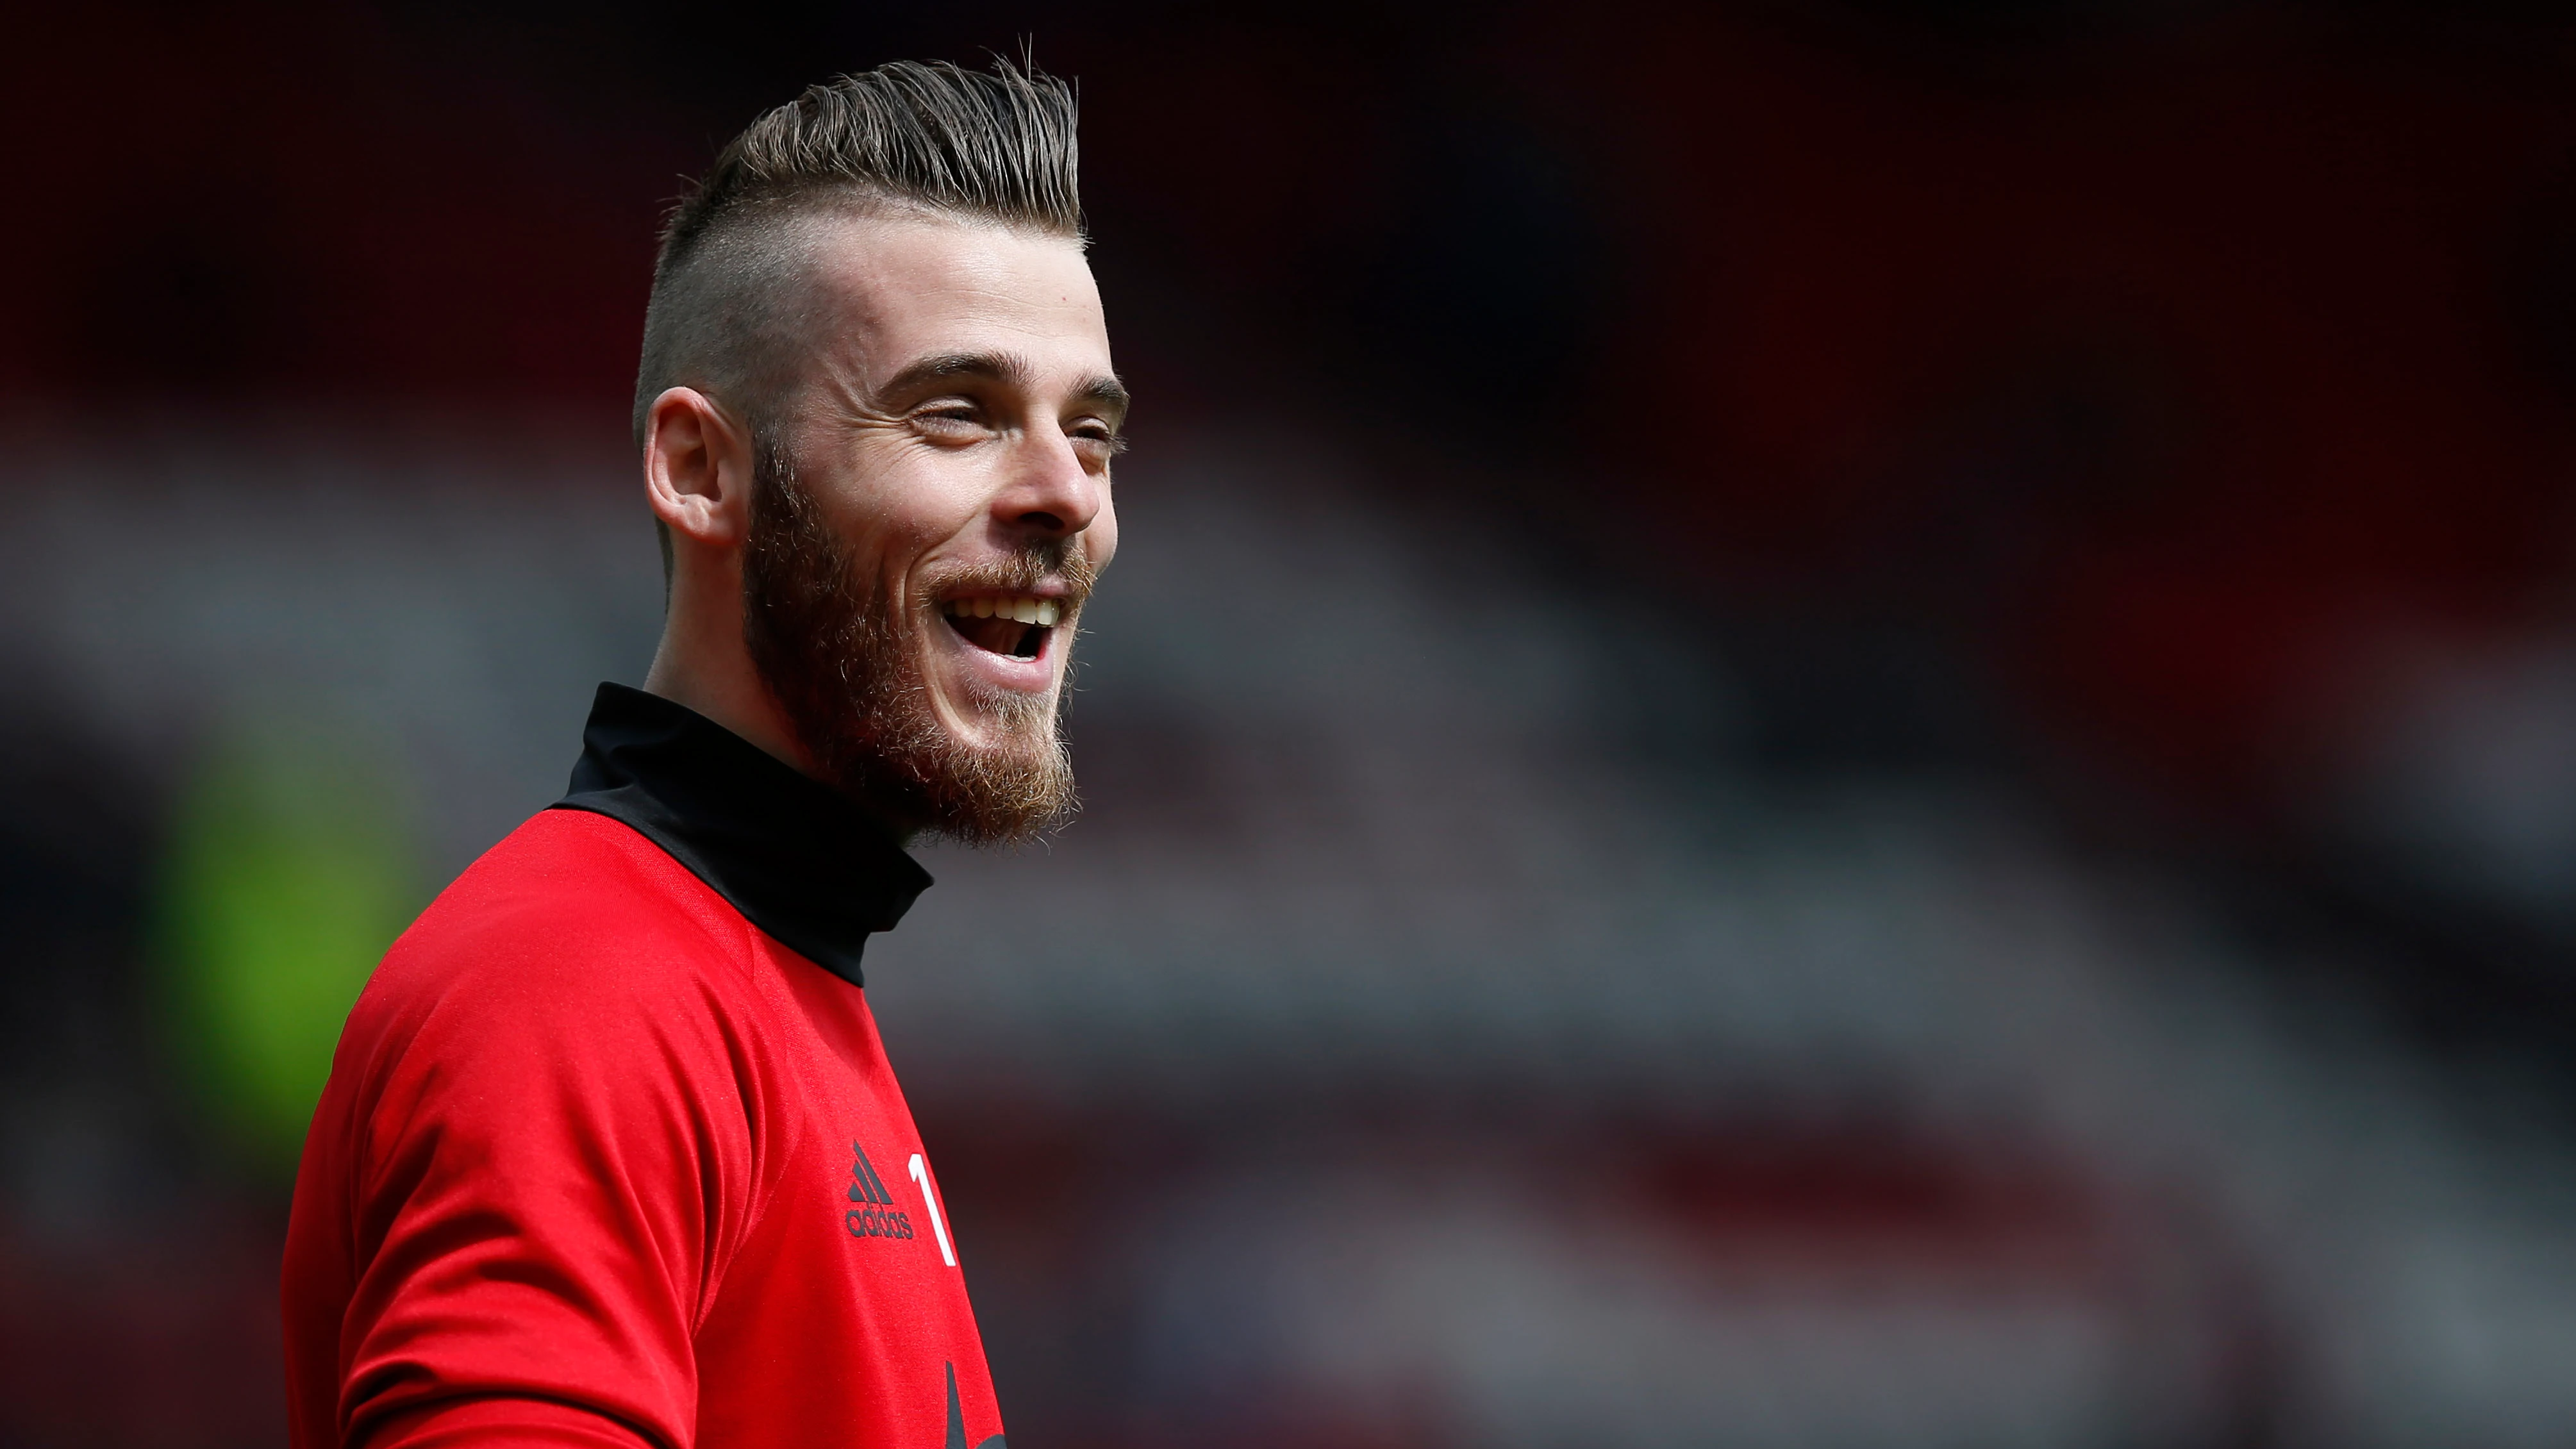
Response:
[908,1153,957,1267]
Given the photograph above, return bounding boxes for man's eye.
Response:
[915,408,984,436]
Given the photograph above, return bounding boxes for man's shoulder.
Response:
[310,809,776,1277]
[361,807,756,1032]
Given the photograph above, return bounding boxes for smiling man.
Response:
[281,61,1117,1449]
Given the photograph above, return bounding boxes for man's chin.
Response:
[914,733,1078,846]
[865,672,1073,845]
[943,702,1061,754]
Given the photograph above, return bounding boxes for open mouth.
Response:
[941,593,1063,661]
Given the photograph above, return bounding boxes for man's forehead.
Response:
[801,211,1106,373]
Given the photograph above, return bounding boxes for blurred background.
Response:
[10,1,2576,1445]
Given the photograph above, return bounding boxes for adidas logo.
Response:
[845,1143,917,1241]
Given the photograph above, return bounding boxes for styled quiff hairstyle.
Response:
[631,58,1083,449]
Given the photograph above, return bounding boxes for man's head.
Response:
[634,60,1124,845]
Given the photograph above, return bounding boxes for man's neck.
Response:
[642,601,812,782]
[638,604,926,847]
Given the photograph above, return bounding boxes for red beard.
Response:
[740,436,1085,844]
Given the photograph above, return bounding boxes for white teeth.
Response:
[947,595,1063,628]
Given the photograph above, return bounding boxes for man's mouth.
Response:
[940,594,1063,661]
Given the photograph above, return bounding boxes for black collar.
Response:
[550,683,932,987]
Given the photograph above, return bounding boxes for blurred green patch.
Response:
[158,718,424,1173]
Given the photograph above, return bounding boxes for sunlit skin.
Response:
[640,211,1124,802]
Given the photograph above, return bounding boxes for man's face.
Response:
[745,212,1123,840]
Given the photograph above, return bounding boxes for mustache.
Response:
[920,542,1101,613]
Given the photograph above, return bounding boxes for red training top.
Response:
[283,684,1001,1449]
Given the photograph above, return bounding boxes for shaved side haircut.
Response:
[632,58,1083,468]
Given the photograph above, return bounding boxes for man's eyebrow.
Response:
[1074,374,1133,424]
[872,351,1131,425]
[874,351,1033,399]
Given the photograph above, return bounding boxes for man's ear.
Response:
[644,387,755,549]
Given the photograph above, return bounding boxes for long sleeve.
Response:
[285,836,763,1449]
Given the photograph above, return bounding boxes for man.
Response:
[281,58,1122,1449]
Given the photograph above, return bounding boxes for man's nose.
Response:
[993,431,1103,538]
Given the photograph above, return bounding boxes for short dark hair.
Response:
[631,58,1083,449]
